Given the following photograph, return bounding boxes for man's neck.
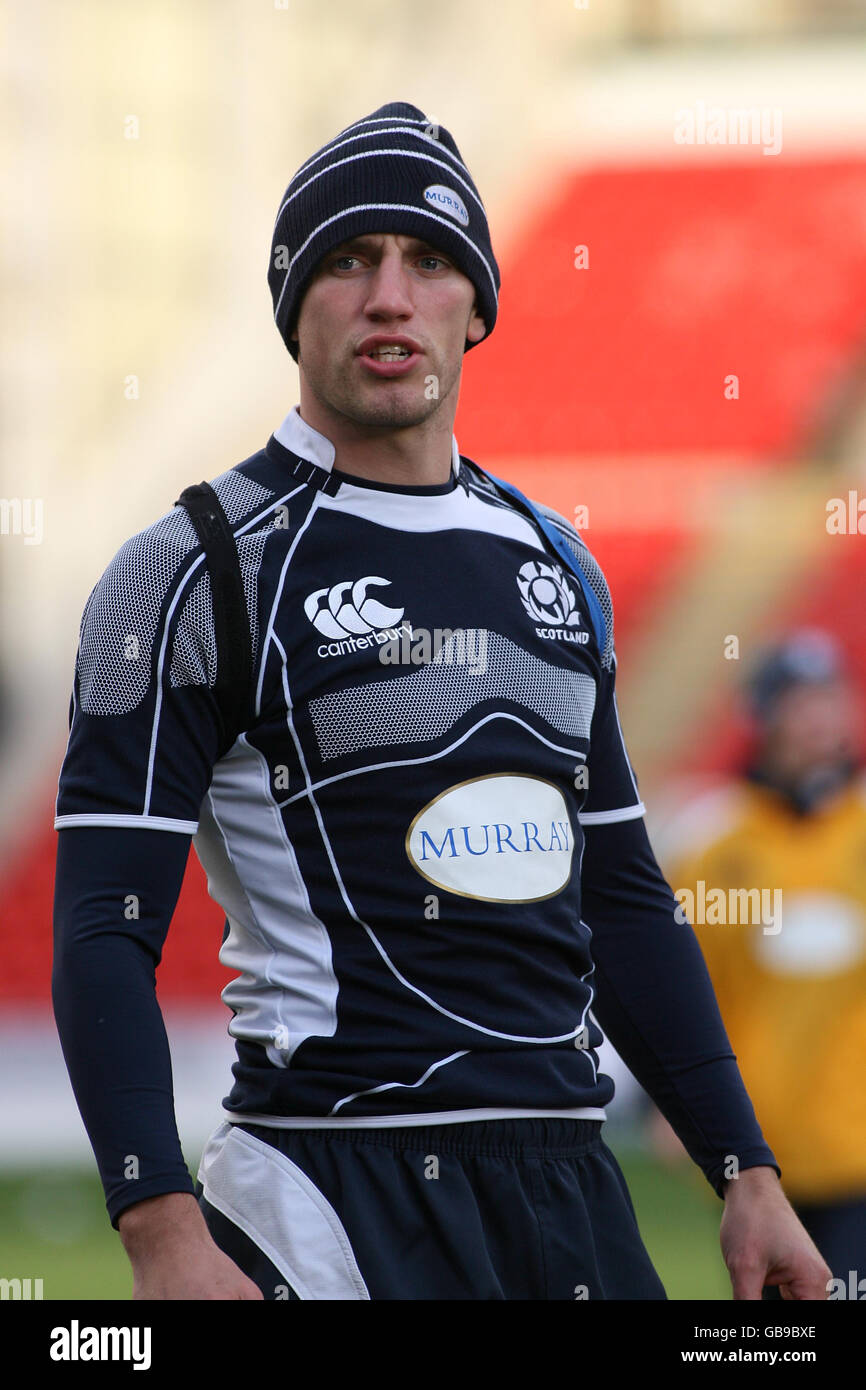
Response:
[296,396,456,487]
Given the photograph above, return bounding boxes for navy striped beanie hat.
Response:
[268,101,500,362]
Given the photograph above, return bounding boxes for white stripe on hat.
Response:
[332,111,435,138]
[293,120,471,185]
[273,147,488,232]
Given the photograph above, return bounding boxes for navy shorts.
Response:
[195,1117,667,1301]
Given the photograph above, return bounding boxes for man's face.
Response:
[762,678,860,784]
[290,232,487,431]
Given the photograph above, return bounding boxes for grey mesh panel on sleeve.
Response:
[169,568,218,688]
[76,508,199,717]
[169,529,269,689]
[78,468,277,714]
[209,468,277,523]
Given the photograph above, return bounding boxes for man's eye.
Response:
[328,252,449,272]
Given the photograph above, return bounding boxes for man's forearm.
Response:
[52,827,196,1227]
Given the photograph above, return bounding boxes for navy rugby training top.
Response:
[53,406,779,1226]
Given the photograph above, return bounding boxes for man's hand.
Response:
[118,1192,265,1300]
[720,1166,831,1300]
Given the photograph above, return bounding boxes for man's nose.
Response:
[363,251,414,318]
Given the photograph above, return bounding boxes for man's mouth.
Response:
[357,338,422,377]
[367,344,412,361]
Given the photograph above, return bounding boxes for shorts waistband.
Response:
[239,1116,605,1158]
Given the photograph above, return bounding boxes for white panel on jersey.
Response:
[315,481,548,545]
[309,630,596,759]
[197,1121,370,1300]
[193,736,339,1062]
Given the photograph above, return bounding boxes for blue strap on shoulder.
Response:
[473,465,608,658]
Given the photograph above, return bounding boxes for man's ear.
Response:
[466,301,487,345]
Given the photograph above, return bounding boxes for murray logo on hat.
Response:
[423,185,470,226]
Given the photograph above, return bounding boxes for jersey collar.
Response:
[273,405,462,487]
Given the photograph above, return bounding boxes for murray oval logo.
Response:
[423,184,470,227]
[405,773,575,903]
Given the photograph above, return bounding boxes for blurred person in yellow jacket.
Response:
[661,629,866,1298]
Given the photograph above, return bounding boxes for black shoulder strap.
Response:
[174,481,252,747]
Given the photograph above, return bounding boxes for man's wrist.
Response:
[118,1190,205,1255]
[722,1164,780,1198]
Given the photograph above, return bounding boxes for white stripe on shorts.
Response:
[197,1120,370,1300]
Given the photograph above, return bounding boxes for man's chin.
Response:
[338,387,440,432]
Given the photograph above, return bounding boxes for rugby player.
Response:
[52,101,830,1301]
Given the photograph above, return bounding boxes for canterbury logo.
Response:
[517,560,582,627]
[304,577,405,638]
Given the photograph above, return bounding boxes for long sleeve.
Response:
[52,502,229,1226]
[52,825,196,1227]
[581,812,780,1198]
